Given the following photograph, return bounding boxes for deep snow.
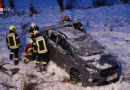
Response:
[0,1,130,90]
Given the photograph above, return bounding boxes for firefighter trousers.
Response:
[36,52,49,65]
[10,48,19,61]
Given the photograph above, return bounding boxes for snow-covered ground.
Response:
[0,2,130,90]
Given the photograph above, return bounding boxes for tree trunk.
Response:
[57,0,64,11]
[8,0,14,9]
[66,0,75,9]
[120,0,129,3]
[93,0,106,7]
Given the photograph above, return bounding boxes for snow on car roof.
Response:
[56,27,104,56]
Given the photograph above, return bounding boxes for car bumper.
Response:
[82,66,121,86]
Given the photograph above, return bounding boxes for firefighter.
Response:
[33,31,49,70]
[72,19,84,32]
[6,25,21,65]
[24,39,35,63]
[29,23,39,40]
[60,15,71,24]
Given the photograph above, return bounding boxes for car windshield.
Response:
[68,34,104,56]
[48,28,104,56]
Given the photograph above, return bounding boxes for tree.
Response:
[120,0,129,3]
[66,0,76,9]
[93,0,107,7]
[8,0,14,9]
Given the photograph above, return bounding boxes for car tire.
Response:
[70,68,82,83]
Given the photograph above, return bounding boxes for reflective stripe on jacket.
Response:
[34,36,48,54]
[6,33,21,49]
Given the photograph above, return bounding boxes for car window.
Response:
[56,35,69,50]
[50,33,58,43]
[49,32,74,57]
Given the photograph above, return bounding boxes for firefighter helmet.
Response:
[31,23,36,28]
[9,25,16,31]
[73,19,80,24]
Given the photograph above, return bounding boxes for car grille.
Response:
[100,66,120,78]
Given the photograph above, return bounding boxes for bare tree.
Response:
[120,0,129,3]
[8,0,14,9]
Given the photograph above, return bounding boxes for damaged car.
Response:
[41,27,121,86]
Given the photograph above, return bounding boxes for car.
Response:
[41,26,121,86]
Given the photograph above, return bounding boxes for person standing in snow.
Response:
[72,19,84,32]
[6,25,21,65]
[32,31,49,70]
[60,14,71,24]
[29,23,39,40]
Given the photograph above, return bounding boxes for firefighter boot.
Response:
[15,60,19,65]
[35,61,40,68]
[10,54,13,60]
[40,62,47,72]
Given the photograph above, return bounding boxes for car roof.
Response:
[49,27,104,56]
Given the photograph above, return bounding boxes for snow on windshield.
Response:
[59,27,104,56]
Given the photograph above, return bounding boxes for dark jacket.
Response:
[29,26,39,39]
[33,34,48,54]
[72,22,84,32]
[6,31,21,49]
[62,18,71,23]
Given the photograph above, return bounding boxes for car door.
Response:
[48,31,74,70]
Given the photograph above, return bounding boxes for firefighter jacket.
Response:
[33,35,48,54]
[61,18,71,24]
[29,26,39,39]
[6,31,21,49]
[24,44,34,56]
[72,22,84,32]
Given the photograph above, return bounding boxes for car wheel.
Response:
[70,68,82,83]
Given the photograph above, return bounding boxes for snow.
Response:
[0,1,130,90]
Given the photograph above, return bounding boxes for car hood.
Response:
[79,54,118,71]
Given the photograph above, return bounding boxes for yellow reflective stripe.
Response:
[80,27,83,29]
[42,62,47,65]
[36,38,48,53]
[28,48,33,51]
[7,33,17,49]
[10,52,14,54]
[26,59,30,62]
[7,35,10,47]
[9,46,19,49]
[6,43,9,45]
[13,35,17,47]
[16,36,19,39]
[36,61,40,64]
[15,58,18,61]
[33,50,36,52]
[33,43,36,45]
